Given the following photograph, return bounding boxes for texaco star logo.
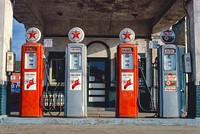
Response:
[68,27,84,43]
[119,28,135,43]
[123,31,132,40]
[26,27,41,42]
[71,30,81,39]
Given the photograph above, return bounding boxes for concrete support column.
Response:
[145,40,153,88]
[145,40,153,109]
[187,0,200,118]
[0,0,13,115]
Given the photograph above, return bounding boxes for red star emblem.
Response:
[123,31,132,40]
[28,30,37,39]
[71,30,81,39]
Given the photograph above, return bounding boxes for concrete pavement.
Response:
[1,115,200,126]
[1,109,200,126]
[1,109,200,134]
[0,125,200,134]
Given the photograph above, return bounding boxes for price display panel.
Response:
[70,53,82,70]
[164,48,176,71]
[25,52,37,69]
[121,53,133,69]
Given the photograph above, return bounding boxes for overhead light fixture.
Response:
[132,12,138,18]
[105,0,115,3]
[57,11,63,16]
[10,0,15,4]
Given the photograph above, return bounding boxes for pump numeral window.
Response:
[70,53,82,70]
[164,54,176,71]
[25,52,36,69]
[121,54,133,69]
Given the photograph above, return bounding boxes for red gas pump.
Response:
[116,28,139,117]
[20,27,44,117]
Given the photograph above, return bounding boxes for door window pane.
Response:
[52,59,65,82]
[89,61,105,82]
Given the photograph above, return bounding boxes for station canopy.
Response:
[13,0,185,38]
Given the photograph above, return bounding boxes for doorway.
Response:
[87,41,111,108]
[87,58,109,107]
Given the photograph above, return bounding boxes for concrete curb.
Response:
[0,115,7,123]
[1,117,200,126]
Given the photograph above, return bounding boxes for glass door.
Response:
[88,58,108,107]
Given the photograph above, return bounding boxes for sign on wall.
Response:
[44,39,53,47]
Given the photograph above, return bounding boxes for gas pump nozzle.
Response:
[43,54,49,63]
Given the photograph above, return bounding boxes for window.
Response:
[89,61,106,82]
[51,59,65,83]
[48,52,65,84]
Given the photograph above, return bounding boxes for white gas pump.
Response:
[64,27,87,117]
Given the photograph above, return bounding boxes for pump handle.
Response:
[180,88,184,93]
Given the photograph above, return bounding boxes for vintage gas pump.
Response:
[158,29,186,117]
[64,27,87,117]
[116,28,139,117]
[20,27,44,117]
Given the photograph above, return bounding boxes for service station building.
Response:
[1,0,200,118]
